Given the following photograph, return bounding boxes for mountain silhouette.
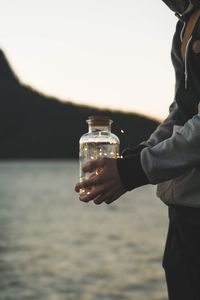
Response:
[0,49,159,159]
[0,50,19,85]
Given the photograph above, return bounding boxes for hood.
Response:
[162,0,199,15]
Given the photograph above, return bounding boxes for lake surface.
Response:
[0,161,168,300]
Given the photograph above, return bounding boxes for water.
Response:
[0,161,168,300]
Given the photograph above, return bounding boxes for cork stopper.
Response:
[87,115,113,126]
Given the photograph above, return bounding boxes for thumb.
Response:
[82,158,105,173]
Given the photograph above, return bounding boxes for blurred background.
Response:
[0,0,177,299]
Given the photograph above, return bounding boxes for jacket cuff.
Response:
[117,153,149,191]
[122,144,147,157]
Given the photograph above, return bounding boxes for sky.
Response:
[0,0,178,120]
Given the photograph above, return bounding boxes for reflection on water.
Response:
[0,161,168,300]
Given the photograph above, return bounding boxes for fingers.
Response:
[80,184,125,205]
[75,159,106,192]
[82,158,106,173]
[75,157,125,205]
[95,188,124,205]
[75,173,103,192]
[80,185,105,203]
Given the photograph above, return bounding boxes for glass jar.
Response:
[79,116,120,196]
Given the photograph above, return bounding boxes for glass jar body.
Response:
[79,124,120,196]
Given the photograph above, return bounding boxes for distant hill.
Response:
[0,49,159,159]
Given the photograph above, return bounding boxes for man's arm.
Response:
[122,101,183,158]
[118,101,185,191]
[141,112,200,184]
[118,110,200,191]
[143,101,184,147]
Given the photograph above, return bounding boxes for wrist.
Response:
[117,153,149,191]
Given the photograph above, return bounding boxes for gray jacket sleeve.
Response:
[117,101,190,191]
[142,101,183,147]
[141,110,200,184]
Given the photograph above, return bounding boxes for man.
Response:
[75,1,200,299]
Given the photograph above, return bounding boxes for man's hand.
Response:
[75,157,126,205]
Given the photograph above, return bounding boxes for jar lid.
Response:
[87,115,113,126]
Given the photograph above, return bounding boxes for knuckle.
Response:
[83,161,92,171]
[105,201,111,205]
[105,198,112,204]
[94,200,102,205]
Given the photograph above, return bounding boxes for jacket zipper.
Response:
[180,21,186,42]
[184,35,192,89]
[180,20,193,90]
